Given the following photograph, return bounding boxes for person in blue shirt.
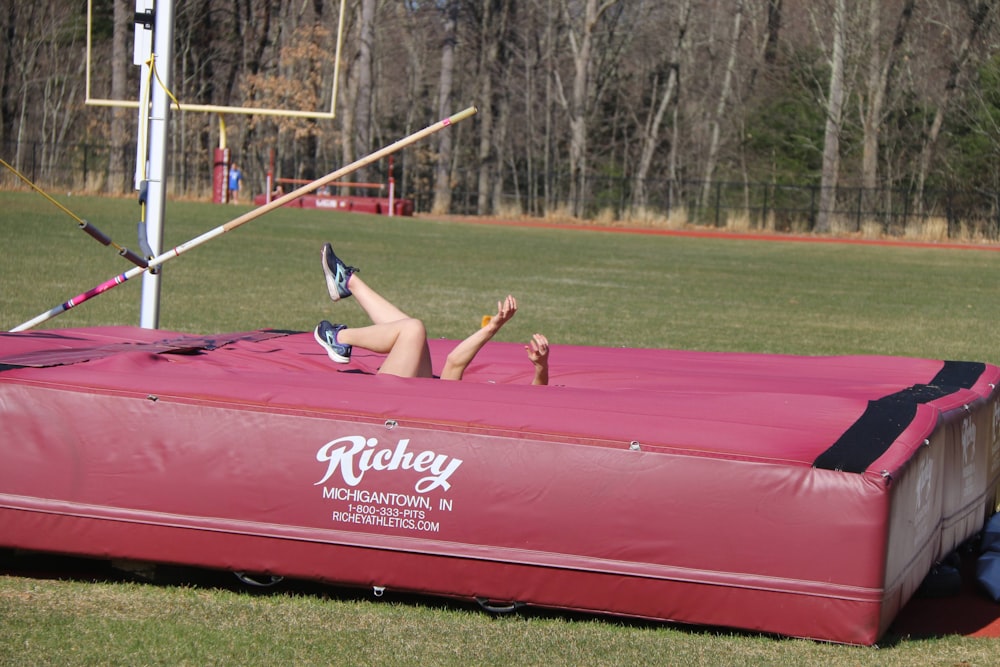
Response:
[228,163,244,204]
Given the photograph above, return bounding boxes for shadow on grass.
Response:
[4,546,996,648]
[0,548,784,642]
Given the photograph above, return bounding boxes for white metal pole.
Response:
[133,1,152,192]
[139,0,174,329]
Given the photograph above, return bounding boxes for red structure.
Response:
[253,192,414,216]
[211,148,230,204]
[253,157,413,216]
[1,326,997,644]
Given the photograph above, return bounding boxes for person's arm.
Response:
[440,295,518,381]
[526,333,549,385]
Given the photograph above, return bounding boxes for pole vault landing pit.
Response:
[1,326,998,645]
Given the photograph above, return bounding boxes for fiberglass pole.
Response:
[9,107,478,333]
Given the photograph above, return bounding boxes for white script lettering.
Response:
[315,436,463,493]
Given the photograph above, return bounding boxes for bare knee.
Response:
[378,317,432,378]
[389,317,428,365]
[397,317,427,343]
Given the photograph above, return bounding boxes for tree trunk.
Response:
[860,0,914,195]
[475,2,497,216]
[630,0,691,212]
[543,0,556,213]
[557,0,620,217]
[562,0,595,216]
[815,0,846,234]
[431,0,459,216]
[12,4,41,172]
[491,89,511,213]
[109,0,130,194]
[353,0,375,182]
[700,0,744,212]
[0,2,16,143]
[764,0,782,65]
[338,2,360,172]
[475,0,514,216]
[913,2,992,216]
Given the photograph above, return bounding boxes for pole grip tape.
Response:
[78,220,111,245]
[119,247,149,268]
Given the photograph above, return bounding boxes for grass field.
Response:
[2,191,1000,665]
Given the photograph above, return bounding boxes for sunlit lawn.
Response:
[2,191,999,665]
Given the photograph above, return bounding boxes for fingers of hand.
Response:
[528,333,549,357]
[496,295,517,321]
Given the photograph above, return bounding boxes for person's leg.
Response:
[337,317,433,378]
[344,273,412,325]
[319,244,433,378]
[322,244,409,323]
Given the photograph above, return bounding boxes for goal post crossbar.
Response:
[84,0,345,120]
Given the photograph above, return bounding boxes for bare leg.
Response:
[321,246,433,378]
[322,245,412,324]
[344,273,411,324]
[337,317,433,378]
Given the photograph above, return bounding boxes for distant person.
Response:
[228,163,244,204]
[314,243,549,384]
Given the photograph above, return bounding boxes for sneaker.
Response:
[322,242,357,301]
[314,320,352,363]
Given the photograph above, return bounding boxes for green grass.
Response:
[2,191,1000,665]
[1,573,997,667]
[3,192,999,364]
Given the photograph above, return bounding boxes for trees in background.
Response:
[1,0,998,231]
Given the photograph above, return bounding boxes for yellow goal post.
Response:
[84,0,345,120]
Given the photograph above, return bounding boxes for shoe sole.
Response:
[322,243,352,301]
[313,326,351,363]
[324,273,344,302]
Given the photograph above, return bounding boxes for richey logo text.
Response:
[315,435,463,493]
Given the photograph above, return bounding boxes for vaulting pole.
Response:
[9,106,478,333]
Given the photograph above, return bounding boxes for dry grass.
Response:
[622,205,685,229]
[533,204,996,246]
[494,199,524,219]
[724,212,753,232]
[903,216,950,242]
[541,202,576,223]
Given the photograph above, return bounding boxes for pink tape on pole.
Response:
[64,273,131,310]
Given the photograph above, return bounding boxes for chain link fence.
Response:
[4,139,999,240]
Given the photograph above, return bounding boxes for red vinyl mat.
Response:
[2,327,999,645]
